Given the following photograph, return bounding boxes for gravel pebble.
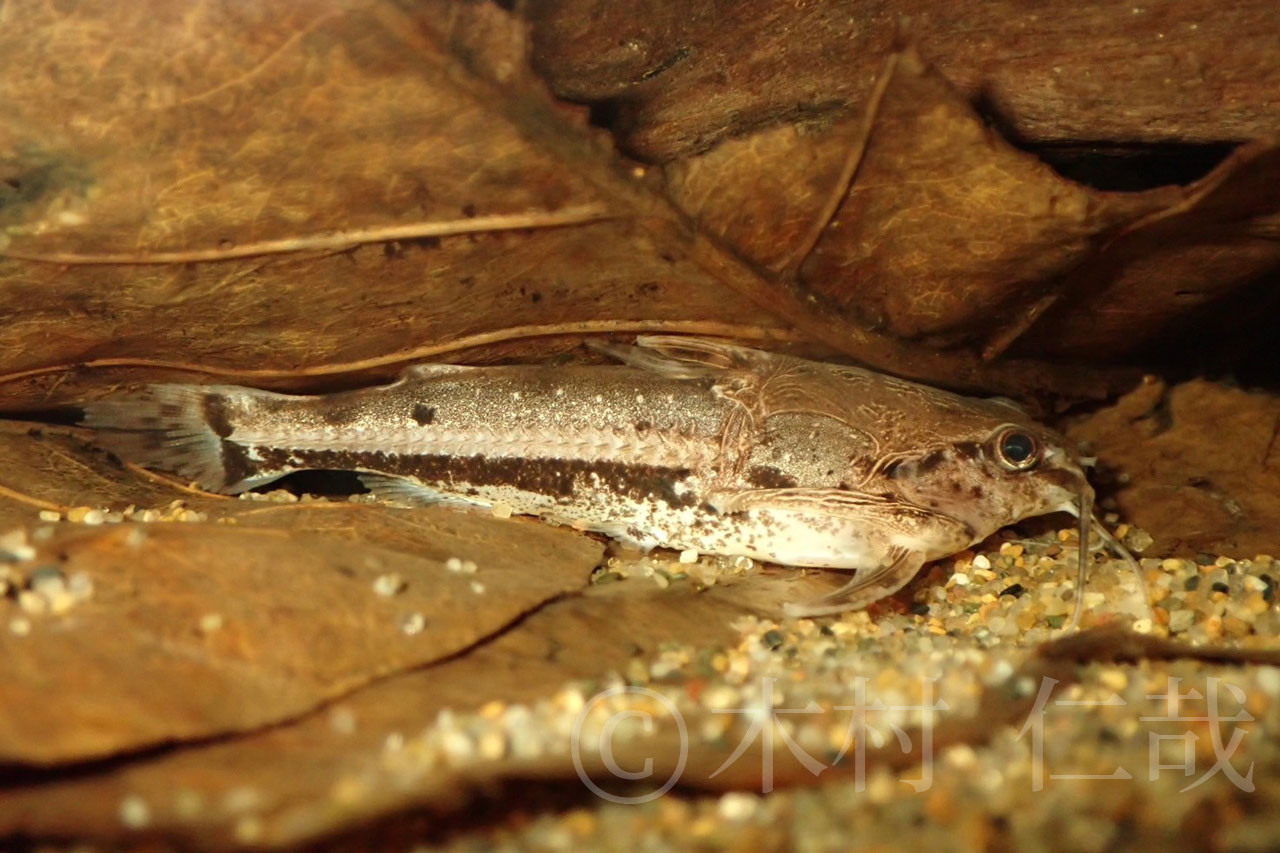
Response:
[372,573,407,597]
[118,795,150,829]
[400,612,427,636]
[16,516,1268,850]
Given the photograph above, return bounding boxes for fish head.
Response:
[884,414,1091,542]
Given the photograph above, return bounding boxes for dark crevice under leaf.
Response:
[1025,142,1241,192]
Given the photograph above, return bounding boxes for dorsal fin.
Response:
[587,335,775,380]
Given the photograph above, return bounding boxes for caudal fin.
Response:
[80,384,257,492]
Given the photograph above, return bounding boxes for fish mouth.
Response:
[1058,477,1154,633]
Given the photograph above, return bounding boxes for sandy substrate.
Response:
[2,497,1277,852]
[360,528,1280,851]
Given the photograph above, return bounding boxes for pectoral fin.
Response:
[707,487,970,536]
[783,546,926,619]
[358,473,485,511]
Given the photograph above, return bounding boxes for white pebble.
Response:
[30,573,67,598]
[972,554,992,570]
[38,510,61,523]
[946,744,978,768]
[0,529,35,562]
[329,706,358,735]
[679,549,699,564]
[477,728,508,761]
[718,791,758,821]
[1098,668,1130,691]
[17,591,47,615]
[470,581,486,595]
[866,770,896,804]
[1256,666,1280,696]
[401,612,426,636]
[1244,575,1269,593]
[67,572,95,601]
[372,573,407,597]
[8,616,31,636]
[490,502,513,519]
[41,586,76,615]
[440,729,475,763]
[118,795,151,829]
[703,684,741,710]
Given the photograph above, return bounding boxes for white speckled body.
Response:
[80,337,1092,614]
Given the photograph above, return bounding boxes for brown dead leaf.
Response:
[529,0,1280,161]
[0,0,1142,407]
[0,570,838,848]
[0,0,782,399]
[1067,377,1280,557]
[665,47,1173,346]
[18,587,1227,850]
[1028,142,1280,358]
[0,424,603,766]
[3,5,1280,850]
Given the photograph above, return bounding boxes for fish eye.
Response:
[995,428,1039,471]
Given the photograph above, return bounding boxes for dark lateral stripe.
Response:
[249,446,698,507]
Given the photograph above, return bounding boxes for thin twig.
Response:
[123,463,234,500]
[0,483,65,512]
[1,205,611,266]
[981,292,1061,362]
[0,320,801,388]
[775,52,899,277]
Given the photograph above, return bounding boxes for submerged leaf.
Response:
[0,425,602,765]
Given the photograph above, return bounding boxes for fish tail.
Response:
[80,383,278,493]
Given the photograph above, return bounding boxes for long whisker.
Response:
[1064,488,1093,633]
[1058,497,1155,632]
[1089,517,1156,627]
